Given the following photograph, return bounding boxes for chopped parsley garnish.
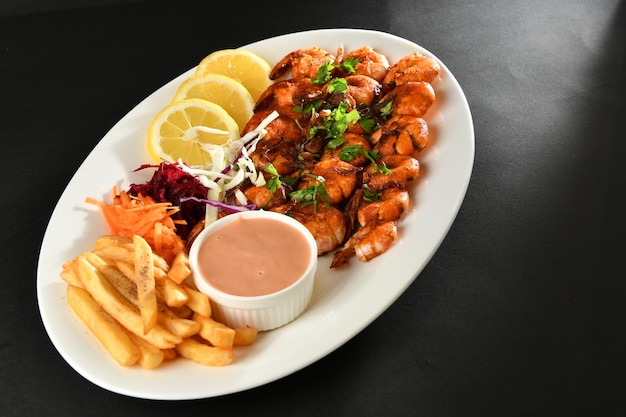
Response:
[263,163,282,193]
[327,78,348,95]
[326,137,346,149]
[288,174,331,211]
[358,114,377,133]
[312,61,335,85]
[379,100,394,120]
[339,57,360,74]
[311,58,361,85]
[362,184,382,203]
[312,100,360,140]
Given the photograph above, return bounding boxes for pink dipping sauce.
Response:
[195,215,313,297]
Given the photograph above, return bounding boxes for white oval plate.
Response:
[37,28,474,400]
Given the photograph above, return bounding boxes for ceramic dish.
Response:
[37,28,474,400]
[189,209,318,331]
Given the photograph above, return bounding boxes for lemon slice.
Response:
[148,98,240,168]
[195,49,272,102]
[172,74,254,133]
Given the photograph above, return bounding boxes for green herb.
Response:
[263,163,282,193]
[326,137,346,149]
[337,144,366,162]
[327,78,348,95]
[362,184,382,203]
[288,174,330,211]
[282,173,299,187]
[379,100,393,120]
[338,57,360,74]
[312,61,334,85]
[358,114,377,133]
[311,58,361,85]
[305,100,360,141]
[326,101,361,139]
[376,160,392,175]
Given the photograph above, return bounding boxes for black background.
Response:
[1,0,625,416]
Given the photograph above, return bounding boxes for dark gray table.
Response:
[2,0,624,415]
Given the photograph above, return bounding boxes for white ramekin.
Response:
[188,210,318,331]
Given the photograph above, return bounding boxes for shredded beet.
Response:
[127,162,209,240]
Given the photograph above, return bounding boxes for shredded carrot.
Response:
[86,188,186,263]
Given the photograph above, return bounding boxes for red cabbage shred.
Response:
[127,162,209,240]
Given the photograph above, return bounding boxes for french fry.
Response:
[234,327,258,346]
[126,331,165,369]
[161,348,177,361]
[156,276,189,307]
[182,283,211,317]
[158,305,201,338]
[175,338,234,366]
[116,260,188,307]
[93,244,135,265]
[93,234,133,251]
[76,256,182,349]
[67,284,140,367]
[167,251,191,284]
[133,235,158,334]
[83,251,139,309]
[169,304,193,319]
[193,313,235,348]
[60,259,83,288]
[93,244,170,273]
[151,252,171,273]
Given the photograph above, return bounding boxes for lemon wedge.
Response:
[172,74,254,134]
[147,98,240,168]
[195,49,272,102]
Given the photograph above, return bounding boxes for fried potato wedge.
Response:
[126,331,165,369]
[182,284,212,317]
[167,251,192,284]
[67,284,140,367]
[116,260,188,307]
[60,259,83,288]
[175,338,234,366]
[158,305,201,338]
[133,235,158,334]
[194,313,235,349]
[76,256,182,349]
[83,251,139,309]
[234,326,258,346]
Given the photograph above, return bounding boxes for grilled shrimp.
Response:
[382,51,440,92]
[298,158,360,206]
[325,74,382,112]
[371,115,430,156]
[271,202,347,255]
[321,132,372,166]
[345,74,382,107]
[242,109,304,144]
[239,45,438,267]
[254,77,326,118]
[379,81,435,118]
[364,154,420,192]
[330,220,398,267]
[340,46,390,83]
[242,109,305,176]
[269,47,335,80]
[331,186,409,267]
[242,184,287,209]
[357,188,409,226]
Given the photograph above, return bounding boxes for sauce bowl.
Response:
[188,209,318,331]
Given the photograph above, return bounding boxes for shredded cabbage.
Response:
[177,110,280,225]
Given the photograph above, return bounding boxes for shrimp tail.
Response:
[330,246,355,268]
